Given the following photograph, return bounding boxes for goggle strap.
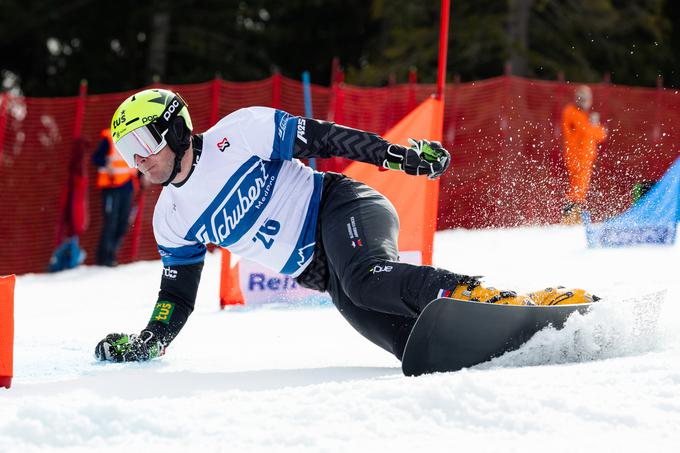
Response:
[147,122,163,142]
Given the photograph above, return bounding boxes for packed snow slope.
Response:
[2,225,679,453]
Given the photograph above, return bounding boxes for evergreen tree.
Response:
[0,0,678,95]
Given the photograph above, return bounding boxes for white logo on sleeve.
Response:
[296,118,307,144]
[163,267,178,279]
[370,265,393,274]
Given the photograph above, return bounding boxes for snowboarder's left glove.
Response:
[383,138,451,180]
[94,330,165,362]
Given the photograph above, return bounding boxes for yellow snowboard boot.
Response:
[447,276,536,306]
[527,287,599,306]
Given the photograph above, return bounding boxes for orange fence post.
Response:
[210,75,222,127]
[272,71,282,109]
[54,79,89,250]
[73,80,87,140]
[129,190,144,261]
[600,72,612,132]
[653,76,663,142]
[329,67,345,125]
[0,275,15,389]
[407,68,418,112]
[0,92,8,160]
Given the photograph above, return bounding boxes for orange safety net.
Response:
[1,75,679,275]
[438,77,680,229]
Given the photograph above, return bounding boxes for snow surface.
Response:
[2,225,680,452]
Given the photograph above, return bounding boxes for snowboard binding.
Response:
[447,276,598,307]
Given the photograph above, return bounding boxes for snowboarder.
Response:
[95,89,596,363]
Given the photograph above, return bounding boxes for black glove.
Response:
[94,330,165,362]
[382,138,451,179]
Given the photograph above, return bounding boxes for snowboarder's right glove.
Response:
[94,330,165,362]
[382,138,451,179]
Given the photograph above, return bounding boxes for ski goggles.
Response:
[115,124,168,168]
[114,93,187,168]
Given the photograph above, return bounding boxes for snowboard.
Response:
[401,298,593,376]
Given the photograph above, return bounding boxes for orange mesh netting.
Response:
[1,75,678,274]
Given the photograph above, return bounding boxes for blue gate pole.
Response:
[302,71,316,170]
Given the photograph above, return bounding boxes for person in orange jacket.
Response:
[92,128,140,266]
[561,85,607,223]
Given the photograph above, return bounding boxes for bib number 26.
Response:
[252,219,281,249]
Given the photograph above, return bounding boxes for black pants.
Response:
[299,174,465,360]
[96,186,133,266]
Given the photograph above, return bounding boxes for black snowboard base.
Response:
[401,298,593,376]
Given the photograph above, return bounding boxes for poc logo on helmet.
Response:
[163,99,181,121]
[142,115,158,124]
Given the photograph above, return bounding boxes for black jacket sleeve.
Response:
[293,117,401,167]
[143,261,204,347]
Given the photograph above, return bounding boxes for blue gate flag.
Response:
[584,156,679,247]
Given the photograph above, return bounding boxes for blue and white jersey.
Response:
[153,107,323,277]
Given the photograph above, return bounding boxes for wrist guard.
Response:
[383,138,451,179]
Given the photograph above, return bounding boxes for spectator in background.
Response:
[561,85,607,224]
[92,128,140,266]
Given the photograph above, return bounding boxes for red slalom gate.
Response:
[0,275,15,389]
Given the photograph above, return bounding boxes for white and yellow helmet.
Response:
[110,89,193,168]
